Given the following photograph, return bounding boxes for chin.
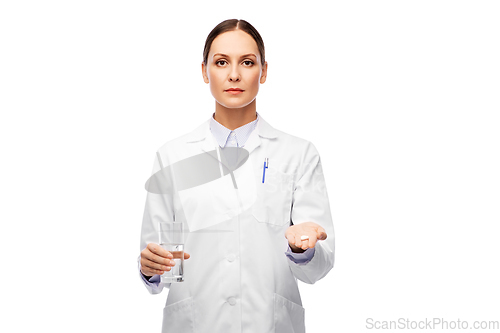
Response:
[227,103,251,109]
[219,97,256,109]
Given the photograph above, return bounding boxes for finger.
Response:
[148,243,173,259]
[295,235,304,249]
[143,248,175,267]
[142,256,173,270]
[297,234,312,250]
[142,260,170,274]
[308,234,318,249]
[142,267,166,276]
[301,237,310,250]
[141,266,165,277]
[151,244,175,263]
[141,258,170,275]
[285,232,296,246]
[184,252,191,260]
[171,251,184,260]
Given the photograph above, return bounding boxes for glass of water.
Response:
[158,221,184,283]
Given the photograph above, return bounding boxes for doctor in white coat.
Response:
[138,19,335,333]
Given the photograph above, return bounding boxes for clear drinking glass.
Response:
[158,221,184,283]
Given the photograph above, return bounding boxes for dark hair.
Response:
[203,19,266,67]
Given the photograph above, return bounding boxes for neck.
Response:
[214,99,258,130]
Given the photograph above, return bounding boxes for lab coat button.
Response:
[228,297,237,306]
[227,254,236,262]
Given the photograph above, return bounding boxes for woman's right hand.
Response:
[140,243,191,278]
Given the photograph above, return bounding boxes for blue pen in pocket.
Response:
[262,158,268,183]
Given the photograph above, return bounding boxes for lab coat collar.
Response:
[185,114,279,155]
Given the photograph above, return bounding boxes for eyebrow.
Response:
[213,53,257,59]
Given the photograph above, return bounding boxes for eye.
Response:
[243,60,254,66]
[216,60,227,66]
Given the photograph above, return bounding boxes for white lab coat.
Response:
[138,115,335,333]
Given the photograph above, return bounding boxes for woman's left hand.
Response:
[285,222,327,252]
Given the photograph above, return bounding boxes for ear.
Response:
[260,61,268,84]
[201,62,209,84]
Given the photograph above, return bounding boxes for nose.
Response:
[228,66,240,82]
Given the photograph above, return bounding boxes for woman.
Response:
[138,19,335,333]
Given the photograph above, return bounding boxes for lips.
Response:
[225,88,244,95]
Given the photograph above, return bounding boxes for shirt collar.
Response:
[209,112,260,148]
[185,112,278,144]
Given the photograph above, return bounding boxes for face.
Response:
[202,29,267,110]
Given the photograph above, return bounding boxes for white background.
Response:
[1,1,499,332]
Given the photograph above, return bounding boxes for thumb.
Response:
[317,228,327,240]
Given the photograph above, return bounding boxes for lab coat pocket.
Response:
[274,293,305,333]
[162,297,194,333]
[252,166,293,227]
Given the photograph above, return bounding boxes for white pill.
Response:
[300,235,309,241]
